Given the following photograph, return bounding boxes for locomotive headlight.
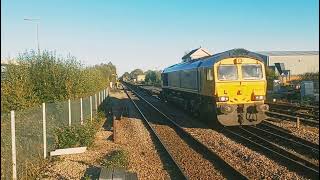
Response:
[253,95,265,101]
[218,96,229,102]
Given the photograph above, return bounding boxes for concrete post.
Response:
[90,96,93,122]
[11,111,17,180]
[68,99,71,126]
[42,103,47,158]
[80,98,83,125]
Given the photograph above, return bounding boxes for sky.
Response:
[1,0,319,75]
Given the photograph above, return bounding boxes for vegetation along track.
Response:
[123,83,248,180]
[222,125,319,179]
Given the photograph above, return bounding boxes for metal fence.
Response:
[1,88,109,180]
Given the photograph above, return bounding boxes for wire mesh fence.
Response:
[1,88,108,179]
[82,96,91,122]
[71,99,81,126]
[46,101,69,152]
[15,106,43,179]
[1,113,12,179]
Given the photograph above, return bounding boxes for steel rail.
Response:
[124,82,248,180]
[266,111,319,124]
[249,125,318,152]
[260,122,319,150]
[223,127,319,179]
[269,108,318,120]
[123,86,188,180]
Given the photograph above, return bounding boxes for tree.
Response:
[266,67,279,90]
[121,72,130,80]
[145,70,161,86]
[129,69,144,79]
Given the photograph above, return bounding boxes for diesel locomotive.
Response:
[160,48,269,126]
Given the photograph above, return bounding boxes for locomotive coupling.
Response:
[256,104,269,112]
[220,104,234,114]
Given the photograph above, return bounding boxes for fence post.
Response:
[11,111,17,180]
[42,103,47,159]
[90,96,93,122]
[68,99,71,126]
[80,98,83,125]
[95,94,98,112]
[98,92,100,106]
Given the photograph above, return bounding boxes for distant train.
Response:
[160,48,269,126]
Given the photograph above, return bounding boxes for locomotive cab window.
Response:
[206,69,213,81]
[242,64,263,80]
[218,65,238,80]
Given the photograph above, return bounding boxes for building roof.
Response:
[255,51,319,56]
[182,47,211,60]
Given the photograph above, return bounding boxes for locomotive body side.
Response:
[161,49,269,126]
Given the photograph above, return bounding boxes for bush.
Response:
[1,50,117,113]
[54,112,106,149]
[102,149,129,169]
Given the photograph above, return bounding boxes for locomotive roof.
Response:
[163,48,264,73]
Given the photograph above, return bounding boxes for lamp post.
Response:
[24,18,40,55]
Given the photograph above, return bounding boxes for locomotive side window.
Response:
[206,69,213,81]
[242,64,263,80]
[218,65,238,80]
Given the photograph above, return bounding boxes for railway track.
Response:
[129,82,319,179]
[259,121,319,154]
[267,102,319,117]
[266,111,319,126]
[124,83,248,180]
[222,126,319,179]
[246,123,319,160]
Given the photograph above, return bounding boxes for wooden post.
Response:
[11,111,17,180]
[296,117,300,129]
[42,103,47,159]
[80,98,83,125]
[68,99,71,126]
[90,96,93,122]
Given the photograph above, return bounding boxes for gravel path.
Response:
[140,91,310,179]
[266,118,319,145]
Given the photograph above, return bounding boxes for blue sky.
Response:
[1,0,319,75]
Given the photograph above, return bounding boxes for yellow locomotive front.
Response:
[213,57,269,126]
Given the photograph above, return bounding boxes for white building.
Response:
[256,51,319,75]
[182,47,212,62]
[136,74,146,82]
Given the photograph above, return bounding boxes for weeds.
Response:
[102,149,129,169]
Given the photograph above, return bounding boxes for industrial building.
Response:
[255,51,319,75]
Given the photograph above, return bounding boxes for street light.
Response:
[24,18,40,55]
